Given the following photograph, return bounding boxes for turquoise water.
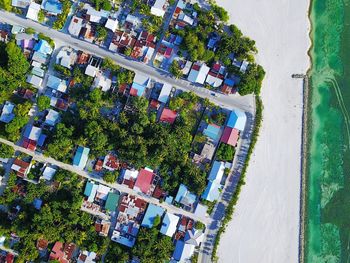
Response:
[306,0,350,262]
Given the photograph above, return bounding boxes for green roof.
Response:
[105,192,120,211]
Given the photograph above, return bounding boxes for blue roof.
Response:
[208,161,224,181]
[42,0,62,14]
[84,181,94,196]
[0,102,15,123]
[175,184,188,203]
[131,82,146,97]
[114,235,136,248]
[224,78,235,86]
[203,124,221,141]
[73,146,90,170]
[34,40,52,55]
[227,110,246,131]
[33,198,43,210]
[88,184,98,202]
[173,240,185,261]
[37,134,47,147]
[165,196,173,204]
[141,204,165,228]
[201,181,221,202]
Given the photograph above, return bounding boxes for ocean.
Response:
[306,0,350,262]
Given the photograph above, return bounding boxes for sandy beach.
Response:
[216,0,311,262]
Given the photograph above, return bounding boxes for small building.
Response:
[201,161,225,202]
[102,153,119,171]
[105,18,118,32]
[159,108,177,124]
[134,168,154,195]
[11,159,32,178]
[130,82,146,97]
[34,39,53,55]
[73,146,90,170]
[95,219,111,237]
[187,62,210,84]
[92,72,112,92]
[44,109,60,126]
[22,125,43,151]
[11,0,31,8]
[42,166,56,180]
[220,127,239,147]
[47,74,67,93]
[26,2,41,21]
[151,0,166,17]
[68,16,84,37]
[160,212,179,237]
[49,242,76,262]
[56,47,77,69]
[0,101,15,123]
[173,240,195,262]
[227,109,247,131]
[41,0,62,15]
[95,184,111,201]
[105,192,120,211]
[84,181,98,202]
[175,184,197,209]
[85,64,99,77]
[78,251,97,263]
[184,228,204,246]
[84,3,109,23]
[158,82,172,104]
[141,203,165,228]
[32,51,48,64]
[203,123,221,141]
[26,74,43,88]
[205,72,223,88]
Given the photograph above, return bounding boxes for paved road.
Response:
[0,137,210,224]
[198,109,256,263]
[0,10,254,113]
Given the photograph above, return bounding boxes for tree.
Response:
[238,63,265,95]
[25,27,35,34]
[104,171,119,183]
[46,123,75,161]
[124,47,132,56]
[216,143,235,161]
[96,26,108,41]
[0,143,14,158]
[211,3,229,22]
[6,41,30,80]
[38,9,45,23]
[169,60,182,78]
[37,95,51,111]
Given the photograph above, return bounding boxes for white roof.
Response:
[205,74,223,88]
[42,166,56,180]
[0,101,15,123]
[26,2,41,21]
[45,109,60,126]
[85,64,99,77]
[160,212,179,237]
[123,169,139,180]
[92,73,112,92]
[31,60,42,68]
[12,0,31,8]
[178,13,194,25]
[187,63,210,84]
[27,126,42,140]
[126,14,140,25]
[26,74,43,88]
[158,83,172,103]
[84,4,109,23]
[240,60,249,73]
[78,251,97,263]
[68,16,83,37]
[105,18,118,32]
[97,184,111,195]
[133,72,151,87]
[178,242,195,262]
[151,0,166,17]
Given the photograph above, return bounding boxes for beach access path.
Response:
[215,0,311,262]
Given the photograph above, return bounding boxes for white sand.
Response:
[216,0,311,262]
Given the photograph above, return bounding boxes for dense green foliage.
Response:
[0,0,11,11]
[54,64,71,77]
[216,143,235,162]
[212,97,263,262]
[93,0,112,11]
[96,26,108,41]
[170,60,182,78]
[37,95,51,112]
[238,63,266,96]
[53,0,72,30]
[0,143,14,158]
[5,101,32,142]
[0,170,108,262]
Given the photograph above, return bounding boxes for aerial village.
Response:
[0,0,260,262]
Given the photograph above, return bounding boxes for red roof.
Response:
[6,253,14,263]
[221,84,232,94]
[22,138,36,151]
[192,64,200,71]
[134,168,154,194]
[164,47,173,58]
[95,159,103,171]
[160,108,177,124]
[220,127,239,146]
[49,242,65,261]
[150,99,160,109]
[130,88,138,96]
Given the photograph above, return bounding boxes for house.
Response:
[50,97,69,111]
[105,192,120,211]
[0,30,9,43]
[95,184,111,201]
[102,153,119,171]
[160,212,180,237]
[11,159,32,178]
[26,74,43,88]
[17,88,35,100]
[125,14,140,29]
[172,240,195,262]
[78,251,97,263]
[56,47,77,69]
[134,168,155,195]
[73,146,90,170]
[141,204,165,228]
[193,141,215,165]
[34,39,53,55]
[68,16,84,37]
[160,108,177,124]
[42,166,57,180]
[33,198,43,210]
[184,228,204,246]
[0,102,15,123]
[45,109,60,126]
[220,127,239,147]
[205,72,223,88]
[37,238,49,252]
[31,66,45,77]
[105,18,118,32]
[95,218,111,237]
[201,161,225,202]
[85,64,99,78]
[158,83,172,103]
[133,72,151,87]
[240,60,249,73]
[182,60,193,76]
[178,12,194,26]
[203,123,221,141]
[47,75,67,93]
[32,51,48,64]
[84,3,109,23]
[11,0,31,8]
[227,109,247,131]
[92,72,112,92]
[22,125,44,151]
[151,0,166,17]
[41,0,62,15]
[49,242,76,263]
[187,62,210,84]
[121,168,139,188]
[84,181,99,202]
[26,2,41,21]
[175,184,197,209]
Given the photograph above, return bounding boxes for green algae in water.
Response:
[307,0,350,262]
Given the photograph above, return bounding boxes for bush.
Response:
[216,143,235,162]
[37,95,51,112]
[0,143,14,158]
